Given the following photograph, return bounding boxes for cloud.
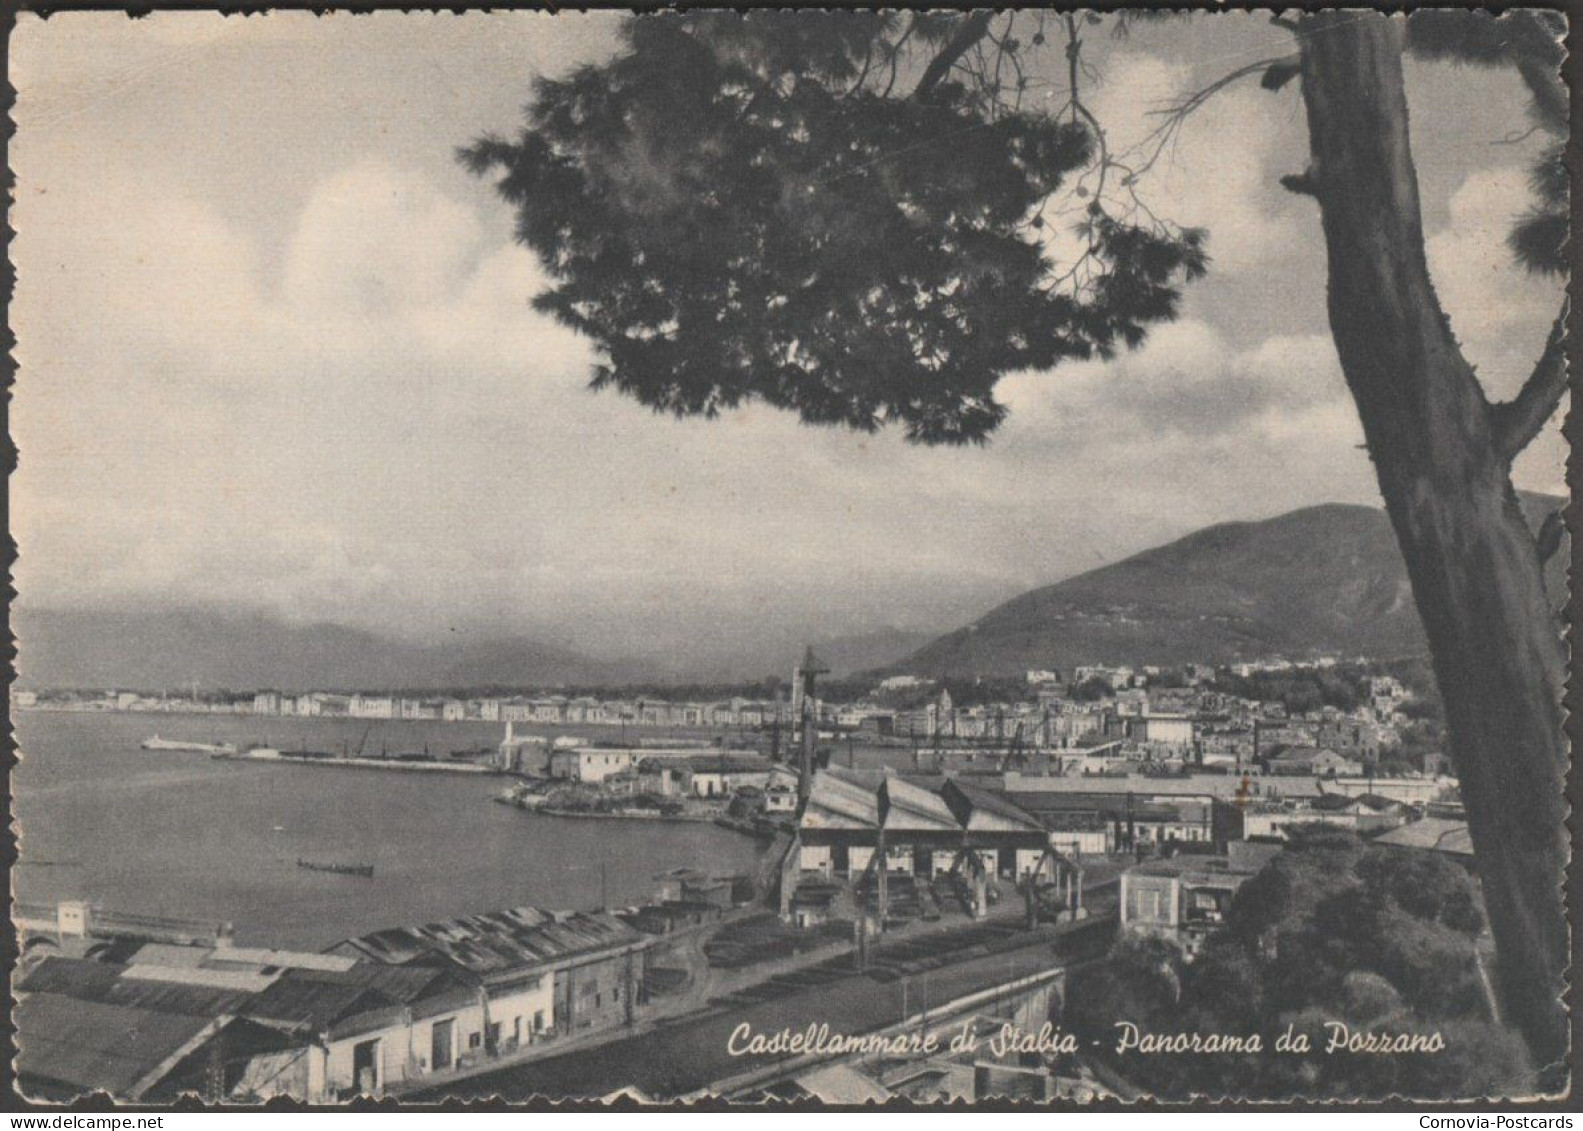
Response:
[11,21,1553,668]
[1425,166,1567,493]
[1069,51,1306,276]
[997,318,1349,441]
[1426,166,1565,395]
[11,144,1383,658]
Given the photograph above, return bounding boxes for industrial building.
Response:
[783,770,1084,926]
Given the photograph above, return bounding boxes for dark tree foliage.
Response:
[1070,676,1113,702]
[937,675,1031,709]
[1066,831,1531,1099]
[461,12,1206,444]
[1210,664,1370,714]
[1404,10,1567,275]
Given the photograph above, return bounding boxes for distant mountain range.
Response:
[10,608,639,693]
[890,494,1567,679]
[10,607,938,692]
[16,496,1563,690]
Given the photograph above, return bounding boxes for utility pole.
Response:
[797,647,828,806]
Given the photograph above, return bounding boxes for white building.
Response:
[548,747,636,784]
[350,695,396,720]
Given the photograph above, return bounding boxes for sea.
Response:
[11,710,769,950]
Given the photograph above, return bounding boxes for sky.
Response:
[9,11,1567,669]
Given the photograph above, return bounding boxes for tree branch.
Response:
[913,11,995,101]
[1126,55,1296,182]
[1491,307,1568,462]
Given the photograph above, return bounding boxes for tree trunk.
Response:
[1297,13,1567,1079]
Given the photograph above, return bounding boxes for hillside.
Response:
[894,496,1567,678]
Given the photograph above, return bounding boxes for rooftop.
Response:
[880,773,962,833]
[241,964,466,1033]
[1131,856,1261,882]
[1003,771,1326,799]
[802,771,882,829]
[17,957,253,1018]
[1373,818,1474,858]
[334,906,650,977]
[14,991,226,1099]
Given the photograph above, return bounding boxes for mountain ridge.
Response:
[16,497,1564,690]
[889,495,1566,678]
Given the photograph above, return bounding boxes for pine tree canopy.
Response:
[460,12,1207,445]
[461,10,1563,441]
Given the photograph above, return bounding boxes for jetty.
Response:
[213,748,497,775]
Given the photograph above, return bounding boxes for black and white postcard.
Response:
[6,6,1574,1107]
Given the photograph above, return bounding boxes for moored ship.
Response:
[296,858,375,879]
[140,735,238,754]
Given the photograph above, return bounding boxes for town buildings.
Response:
[15,902,656,1102]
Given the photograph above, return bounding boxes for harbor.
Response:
[14,710,766,950]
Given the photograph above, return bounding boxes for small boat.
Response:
[141,735,238,754]
[297,859,375,878]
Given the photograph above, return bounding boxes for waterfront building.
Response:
[398,698,439,721]
[238,961,477,1098]
[548,747,636,784]
[13,958,256,1100]
[350,694,396,720]
[12,942,445,1103]
[528,698,567,724]
[332,906,652,1046]
[499,701,534,723]
[794,770,1053,885]
[671,753,778,798]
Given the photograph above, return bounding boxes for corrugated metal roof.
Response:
[241,964,463,1032]
[17,958,250,1018]
[15,991,223,1098]
[336,906,648,977]
[880,773,961,833]
[122,965,278,993]
[800,772,881,830]
[209,947,358,973]
[124,943,212,968]
[943,779,1044,834]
